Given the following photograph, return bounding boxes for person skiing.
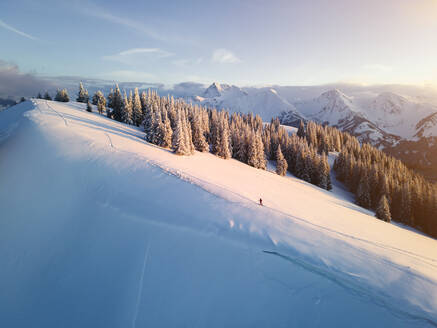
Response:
[259,198,263,206]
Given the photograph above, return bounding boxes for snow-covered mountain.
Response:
[191,82,299,121]
[189,83,437,179]
[2,100,437,326]
[191,82,437,142]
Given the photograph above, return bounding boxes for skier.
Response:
[259,198,263,206]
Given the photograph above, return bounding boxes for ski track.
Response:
[132,241,150,328]
[263,250,437,327]
[44,101,69,127]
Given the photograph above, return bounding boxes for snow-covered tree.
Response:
[275,145,287,176]
[376,194,391,222]
[132,88,143,126]
[92,90,105,105]
[356,174,371,208]
[54,89,69,102]
[122,91,132,124]
[76,82,89,103]
[97,97,106,115]
[191,110,209,152]
[111,85,124,122]
[173,111,190,155]
[297,120,305,138]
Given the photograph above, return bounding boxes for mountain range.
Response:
[187,82,437,181]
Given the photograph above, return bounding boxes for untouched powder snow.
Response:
[1,100,437,327]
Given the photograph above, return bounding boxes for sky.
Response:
[1,0,437,88]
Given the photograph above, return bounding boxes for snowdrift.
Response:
[1,100,437,327]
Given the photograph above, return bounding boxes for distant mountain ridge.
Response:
[189,82,437,180]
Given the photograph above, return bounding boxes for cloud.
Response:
[0,61,55,98]
[211,49,241,64]
[103,48,174,64]
[0,19,37,41]
[76,2,190,44]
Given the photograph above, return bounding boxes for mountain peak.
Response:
[203,82,228,98]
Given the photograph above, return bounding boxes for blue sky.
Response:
[1,0,437,87]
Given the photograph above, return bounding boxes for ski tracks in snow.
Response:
[45,101,69,127]
[132,241,151,328]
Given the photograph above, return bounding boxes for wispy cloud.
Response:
[103,48,174,64]
[0,19,37,41]
[211,49,241,64]
[77,2,183,44]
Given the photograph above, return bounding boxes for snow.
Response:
[360,92,437,139]
[1,99,437,327]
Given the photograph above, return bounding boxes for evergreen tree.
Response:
[132,88,143,126]
[297,120,305,138]
[44,91,52,101]
[356,174,371,208]
[173,111,190,155]
[161,111,173,148]
[191,111,209,152]
[92,90,105,106]
[97,97,106,115]
[111,85,124,122]
[76,82,89,103]
[376,195,391,222]
[275,145,288,176]
[86,101,92,112]
[107,89,114,108]
[37,92,43,99]
[122,91,132,124]
[54,89,69,102]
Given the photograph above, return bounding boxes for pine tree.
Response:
[44,91,52,101]
[122,91,132,124]
[132,88,143,126]
[37,92,43,99]
[356,174,371,208]
[54,89,69,102]
[111,85,124,122]
[76,82,89,103]
[92,90,105,106]
[173,111,190,155]
[275,145,288,176]
[107,89,114,109]
[192,111,209,152]
[97,97,106,115]
[376,195,391,222]
[297,120,305,138]
[161,111,173,148]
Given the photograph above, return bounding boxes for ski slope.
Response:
[1,99,437,327]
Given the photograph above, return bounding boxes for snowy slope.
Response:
[1,100,437,327]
